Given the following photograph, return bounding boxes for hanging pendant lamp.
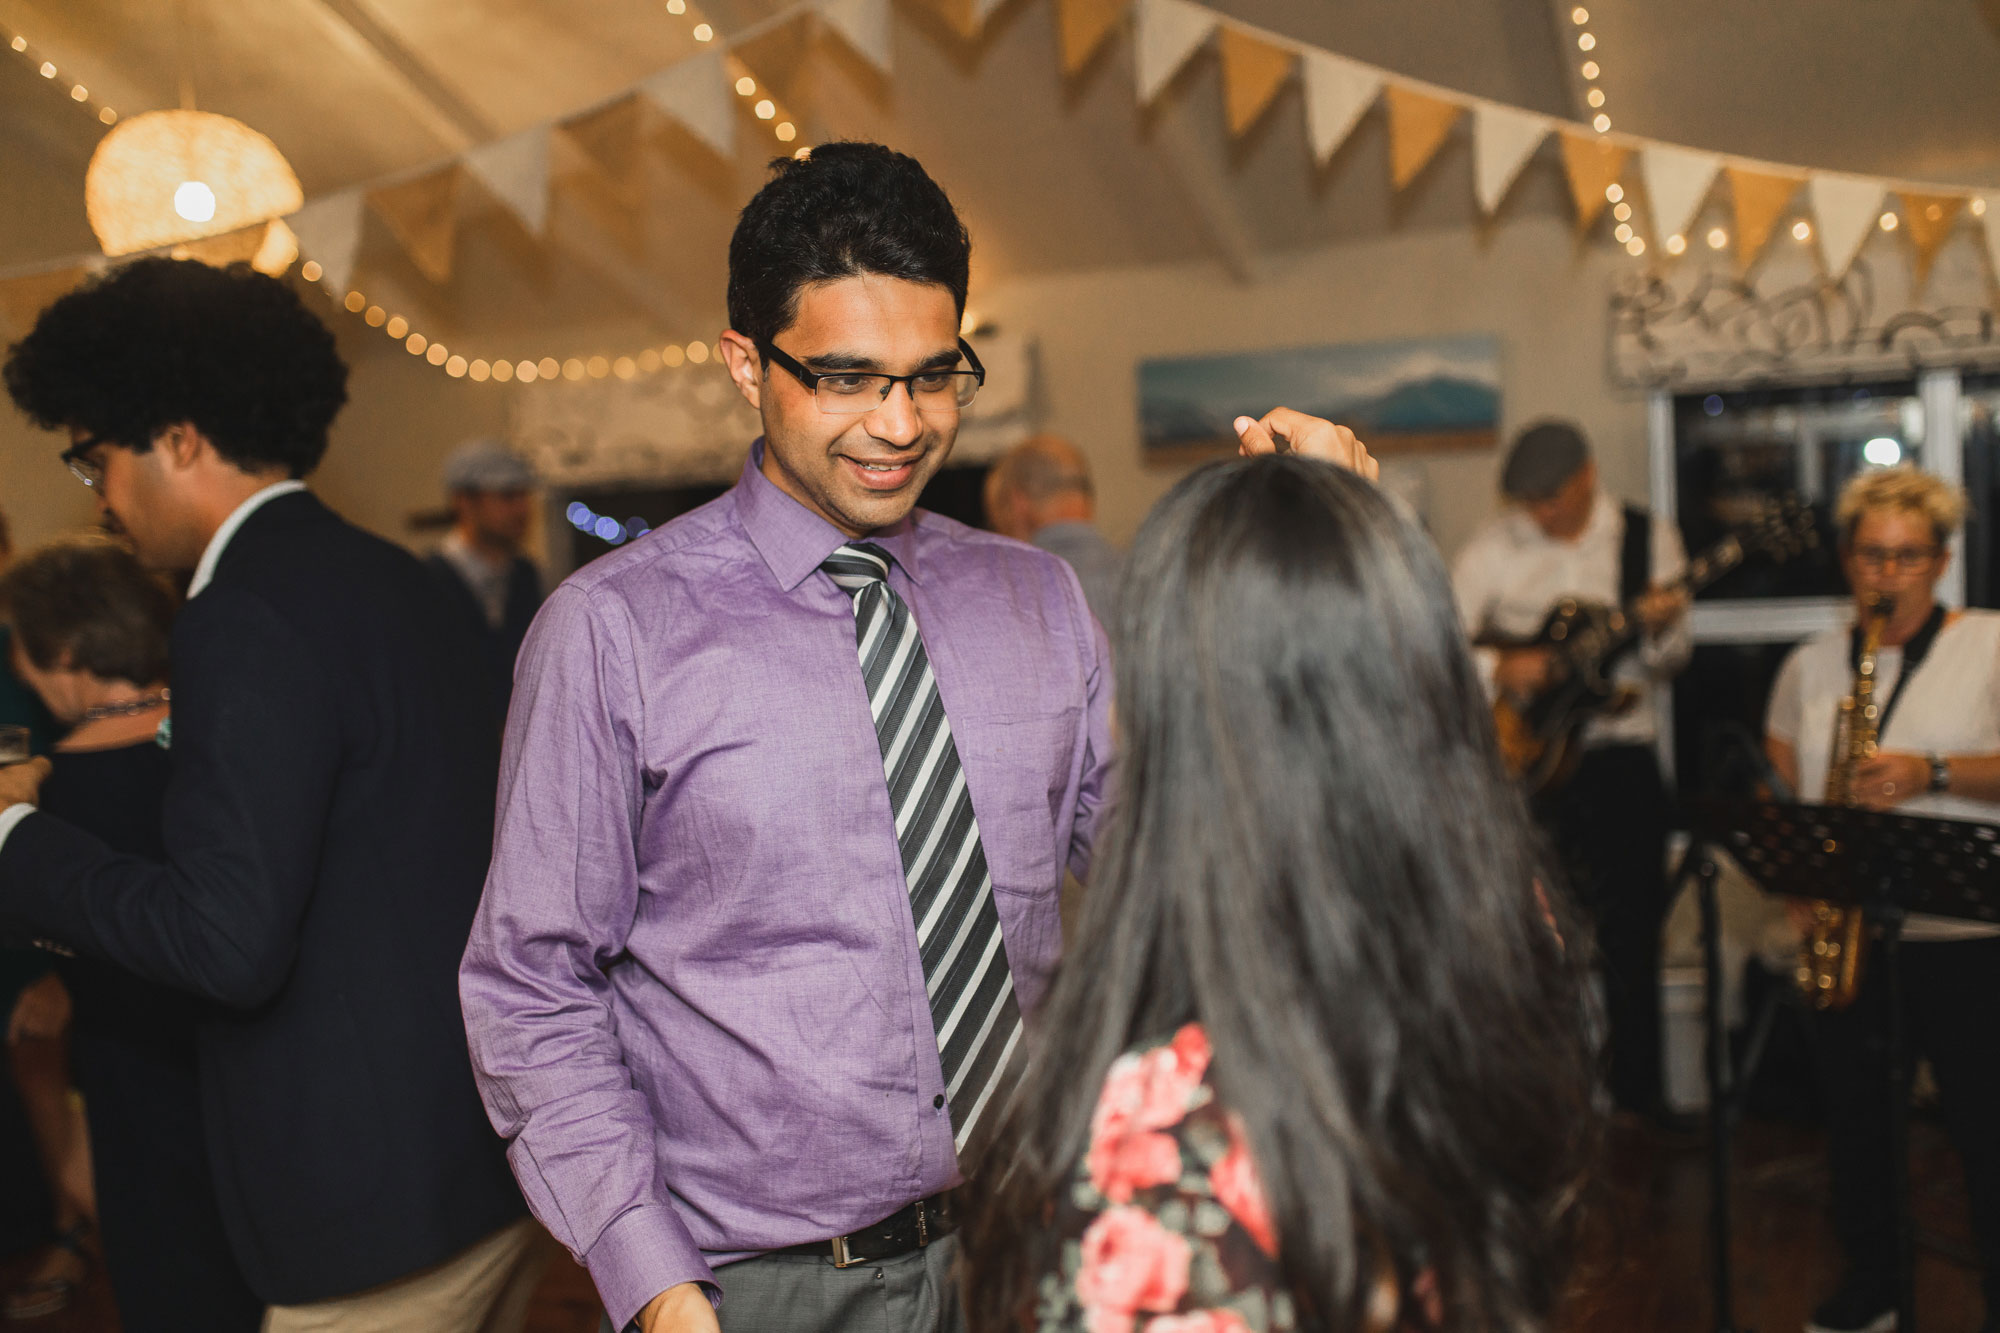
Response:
[84,109,302,258]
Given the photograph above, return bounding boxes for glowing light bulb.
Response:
[693,23,712,40]
[1792,220,1812,242]
[1707,227,1729,250]
[1666,234,1687,255]
[1614,223,1633,243]
[1880,212,1899,232]
[1571,7,1589,23]
[1592,114,1611,132]
[1587,88,1605,107]
[406,333,427,354]
[1605,183,1623,203]
[1613,203,1632,222]
[1577,32,1596,50]
[1863,437,1902,467]
[1626,237,1646,256]
[1974,198,1989,217]
[300,260,323,282]
[735,76,756,96]
[515,361,538,383]
[1580,60,1599,78]
[775,122,797,142]
[754,99,775,119]
[173,180,217,222]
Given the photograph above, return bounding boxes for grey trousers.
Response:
[600,1235,964,1333]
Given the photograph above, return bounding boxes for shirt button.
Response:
[933,1094,945,1109]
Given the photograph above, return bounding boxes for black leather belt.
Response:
[773,1194,956,1268]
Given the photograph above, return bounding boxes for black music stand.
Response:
[1681,800,2000,1333]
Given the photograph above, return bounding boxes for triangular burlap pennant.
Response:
[1471,103,1548,215]
[1727,167,1802,269]
[1559,132,1629,229]
[1809,174,1884,278]
[1217,28,1293,136]
[1056,0,1127,74]
[1897,192,1966,285]
[1134,0,1214,105]
[367,165,463,286]
[0,265,89,339]
[1384,85,1462,190]
[641,52,736,159]
[464,128,551,237]
[287,189,364,294]
[1640,144,1721,244]
[560,96,648,207]
[1300,51,1379,165]
[250,219,298,276]
[818,0,892,76]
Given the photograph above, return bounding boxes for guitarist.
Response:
[1453,420,1690,1124]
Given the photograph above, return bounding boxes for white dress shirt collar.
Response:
[187,480,309,599]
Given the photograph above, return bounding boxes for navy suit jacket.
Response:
[0,492,522,1303]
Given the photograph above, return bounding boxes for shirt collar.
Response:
[733,440,924,591]
[187,480,309,598]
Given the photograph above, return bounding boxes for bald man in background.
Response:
[984,434,1123,629]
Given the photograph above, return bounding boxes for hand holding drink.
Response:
[0,727,50,809]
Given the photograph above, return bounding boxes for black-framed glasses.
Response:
[758,338,985,416]
[60,436,109,488]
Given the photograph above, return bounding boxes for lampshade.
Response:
[84,109,303,257]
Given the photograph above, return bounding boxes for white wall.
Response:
[978,212,1654,562]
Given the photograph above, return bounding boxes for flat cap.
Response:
[1500,420,1591,501]
[443,438,538,493]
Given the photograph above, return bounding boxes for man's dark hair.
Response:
[0,537,176,685]
[3,258,349,478]
[727,142,971,346]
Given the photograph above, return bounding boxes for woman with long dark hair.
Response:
[962,448,1597,1333]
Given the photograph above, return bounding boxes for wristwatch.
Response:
[1926,752,1951,793]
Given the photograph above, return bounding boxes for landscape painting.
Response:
[1138,334,1501,456]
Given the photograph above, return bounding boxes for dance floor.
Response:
[4,1114,1980,1332]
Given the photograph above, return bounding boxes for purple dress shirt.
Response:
[459,444,1112,1328]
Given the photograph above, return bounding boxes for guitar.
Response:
[1482,496,1817,796]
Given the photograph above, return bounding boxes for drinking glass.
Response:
[0,725,29,766]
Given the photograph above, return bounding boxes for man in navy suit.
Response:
[0,258,536,1331]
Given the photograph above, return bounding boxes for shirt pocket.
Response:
[959,706,1081,899]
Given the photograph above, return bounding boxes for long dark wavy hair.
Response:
[961,455,1598,1332]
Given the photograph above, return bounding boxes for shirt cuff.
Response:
[585,1203,718,1331]
[0,803,36,855]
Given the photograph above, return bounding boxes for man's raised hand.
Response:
[1233,408,1380,480]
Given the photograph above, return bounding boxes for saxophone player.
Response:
[1764,466,2000,1333]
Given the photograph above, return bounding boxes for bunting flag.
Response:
[464,129,551,236]
[1726,167,1802,269]
[1300,51,1379,166]
[818,0,893,76]
[1640,144,1721,244]
[1217,28,1293,136]
[1134,0,1214,105]
[561,97,648,207]
[1898,192,1965,284]
[641,51,736,159]
[368,165,464,286]
[1559,132,1629,229]
[1385,86,1461,189]
[1808,174,1884,278]
[1471,104,1548,215]
[0,265,89,338]
[1056,0,1127,73]
[252,219,299,276]
[287,188,364,294]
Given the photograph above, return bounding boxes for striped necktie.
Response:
[821,542,1023,1154]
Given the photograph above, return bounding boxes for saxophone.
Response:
[1794,596,1893,1011]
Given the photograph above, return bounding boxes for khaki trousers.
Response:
[264,1216,551,1333]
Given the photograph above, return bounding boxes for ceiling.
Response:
[2,0,1997,347]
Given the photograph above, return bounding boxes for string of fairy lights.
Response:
[312,0,811,383]
[3,23,120,126]
[8,4,1994,365]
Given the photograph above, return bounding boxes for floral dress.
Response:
[1035,1023,1295,1333]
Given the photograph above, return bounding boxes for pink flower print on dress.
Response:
[1209,1115,1278,1258]
[1075,1205,1194,1332]
[1086,1023,1213,1200]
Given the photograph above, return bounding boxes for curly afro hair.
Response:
[727,142,970,346]
[3,258,349,478]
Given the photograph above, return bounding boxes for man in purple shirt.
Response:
[459,143,1112,1333]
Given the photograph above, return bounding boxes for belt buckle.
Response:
[829,1234,861,1268]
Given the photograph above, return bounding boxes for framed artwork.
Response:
[1138,333,1501,456]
